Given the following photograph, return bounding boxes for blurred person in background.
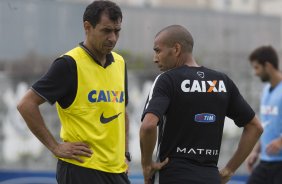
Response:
[139,25,263,184]
[247,45,282,184]
[17,1,131,184]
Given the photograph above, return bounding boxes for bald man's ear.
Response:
[174,43,181,57]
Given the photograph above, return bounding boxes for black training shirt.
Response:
[142,65,255,167]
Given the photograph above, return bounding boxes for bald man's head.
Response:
[155,25,194,53]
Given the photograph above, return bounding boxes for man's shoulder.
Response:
[201,67,227,76]
[50,55,76,75]
[111,51,125,63]
[54,55,76,66]
[151,72,172,87]
[61,46,81,57]
[165,66,228,78]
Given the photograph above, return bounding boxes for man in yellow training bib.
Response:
[17,1,130,184]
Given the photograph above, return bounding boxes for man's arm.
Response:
[140,113,168,184]
[125,110,129,153]
[17,89,92,162]
[266,136,282,155]
[246,141,261,173]
[220,116,263,183]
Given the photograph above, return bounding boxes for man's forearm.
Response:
[17,91,59,153]
[140,122,157,166]
[223,117,263,173]
[252,141,261,154]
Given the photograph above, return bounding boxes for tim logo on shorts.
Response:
[181,80,226,93]
[195,113,216,123]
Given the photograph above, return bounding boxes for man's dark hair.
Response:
[83,0,122,27]
[249,45,279,69]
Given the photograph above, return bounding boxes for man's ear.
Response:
[83,21,92,34]
[264,61,275,73]
[174,43,181,57]
[265,61,273,69]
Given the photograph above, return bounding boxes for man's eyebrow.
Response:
[102,27,121,31]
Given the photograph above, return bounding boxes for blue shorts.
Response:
[56,159,130,184]
[247,161,282,184]
[154,158,220,184]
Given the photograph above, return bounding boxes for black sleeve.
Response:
[32,56,77,108]
[141,73,171,122]
[226,78,255,127]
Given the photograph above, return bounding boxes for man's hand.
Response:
[52,142,93,163]
[125,158,130,175]
[219,167,234,184]
[246,151,259,173]
[266,138,282,155]
[142,158,169,184]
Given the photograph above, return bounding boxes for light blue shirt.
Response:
[260,81,282,161]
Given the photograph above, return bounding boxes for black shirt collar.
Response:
[79,42,114,68]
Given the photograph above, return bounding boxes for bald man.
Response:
[139,25,263,184]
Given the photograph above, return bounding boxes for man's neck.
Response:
[269,70,282,87]
[181,54,200,67]
[83,41,107,66]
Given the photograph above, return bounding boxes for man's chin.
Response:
[103,46,114,53]
[103,50,113,55]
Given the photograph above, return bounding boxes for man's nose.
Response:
[153,55,158,63]
[108,32,118,42]
[254,70,260,76]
